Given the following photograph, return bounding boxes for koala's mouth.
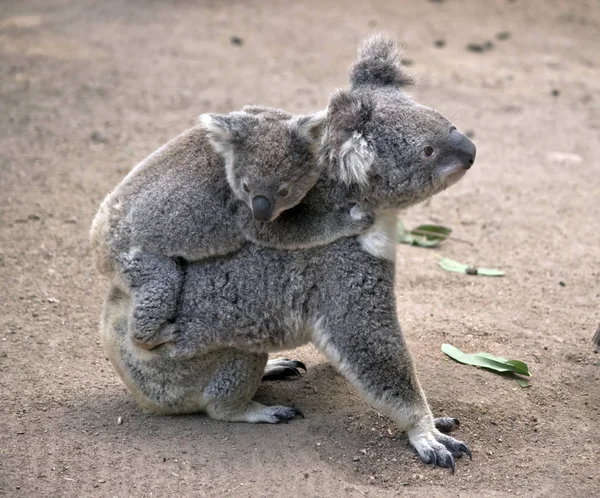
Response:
[437,163,468,190]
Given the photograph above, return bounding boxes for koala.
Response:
[95,34,476,471]
[91,110,374,352]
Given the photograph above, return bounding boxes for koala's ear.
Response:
[291,111,327,143]
[349,33,414,90]
[325,91,375,186]
[199,112,257,160]
[242,105,294,121]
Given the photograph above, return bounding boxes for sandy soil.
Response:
[1,0,599,496]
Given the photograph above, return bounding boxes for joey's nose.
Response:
[450,129,476,169]
[251,196,273,222]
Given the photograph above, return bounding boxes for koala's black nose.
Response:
[450,129,476,169]
[251,196,273,222]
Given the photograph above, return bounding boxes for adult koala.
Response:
[98,35,476,471]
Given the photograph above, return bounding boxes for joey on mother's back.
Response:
[96,34,476,472]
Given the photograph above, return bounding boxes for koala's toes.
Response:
[435,433,472,460]
[262,358,307,381]
[434,416,460,433]
[410,429,471,473]
[262,406,304,424]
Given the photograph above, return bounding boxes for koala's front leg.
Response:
[117,249,184,349]
[312,289,471,472]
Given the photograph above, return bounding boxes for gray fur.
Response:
[91,112,373,349]
[94,34,475,470]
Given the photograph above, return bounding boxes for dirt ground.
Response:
[1,0,599,496]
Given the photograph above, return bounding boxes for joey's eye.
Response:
[424,146,434,157]
[278,187,289,198]
[242,182,250,193]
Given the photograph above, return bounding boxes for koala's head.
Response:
[201,110,325,221]
[322,34,476,210]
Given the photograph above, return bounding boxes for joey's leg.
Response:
[262,358,307,381]
[204,351,304,423]
[312,303,470,472]
[117,249,183,349]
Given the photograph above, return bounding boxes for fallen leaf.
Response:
[441,343,531,376]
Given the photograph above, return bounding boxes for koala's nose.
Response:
[251,196,273,222]
[450,129,476,170]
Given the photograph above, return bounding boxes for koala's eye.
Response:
[423,146,434,157]
[278,187,289,198]
[242,182,250,193]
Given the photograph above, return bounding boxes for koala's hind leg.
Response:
[203,351,304,423]
[313,293,471,472]
[262,358,307,381]
[117,249,184,349]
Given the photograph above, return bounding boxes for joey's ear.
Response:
[291,110,326,143]
[325,91,375,186]
[349,33,414,90]
[199,112,257,160]
[242,105,294,121]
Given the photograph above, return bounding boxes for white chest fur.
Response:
[358,210,399,261]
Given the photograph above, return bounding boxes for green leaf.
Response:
[438,257,505,277]
[441,343,531,377]
[518,380,531,388]
[438,257,469,273]
[398,221,451,248]
[411,224,452,242]
[477,267,505,277]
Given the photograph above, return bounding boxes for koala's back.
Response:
[91,126,244,274]
[172,236,393,352]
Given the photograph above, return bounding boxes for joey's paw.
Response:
[262,358,307,381]
[256,406,304,424]
[434,417,460,434]
[132,323,179,351]
[409,430,471,473]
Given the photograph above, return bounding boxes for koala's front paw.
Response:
[132,322,179,350]
[349,205,375,231]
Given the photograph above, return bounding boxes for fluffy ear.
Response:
[242,105,294,121]
[199,112,257,161]
[291,110,327,143]
[349,33,414,90]
[325,91,375,186]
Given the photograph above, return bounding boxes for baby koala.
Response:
[94,108,374,354]
[202,107,320,222]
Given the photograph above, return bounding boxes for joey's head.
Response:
[200,110,325,221]
[322,34,476,210]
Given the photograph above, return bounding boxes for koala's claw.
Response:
[434,417,460,433]
[409,429,471,473]
[262,358,307,381]
[262,406,304,424]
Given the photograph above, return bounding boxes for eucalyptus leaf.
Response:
[441,343,531,377]
[438,257,505,277]
[397,221,451,248]
[411,224,452,242]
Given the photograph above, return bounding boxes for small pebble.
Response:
[551,89,560,97]
[230,36,243,46]
[496,31,511,41]
[117,416,122,425]
[434,39,446,48]
[559,281,565,287]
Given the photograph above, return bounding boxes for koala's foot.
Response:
[408,428,471,473]
[434,417,460,434]
[207,401,304,424]
[262,358,307,381]
[132,322,179,350]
